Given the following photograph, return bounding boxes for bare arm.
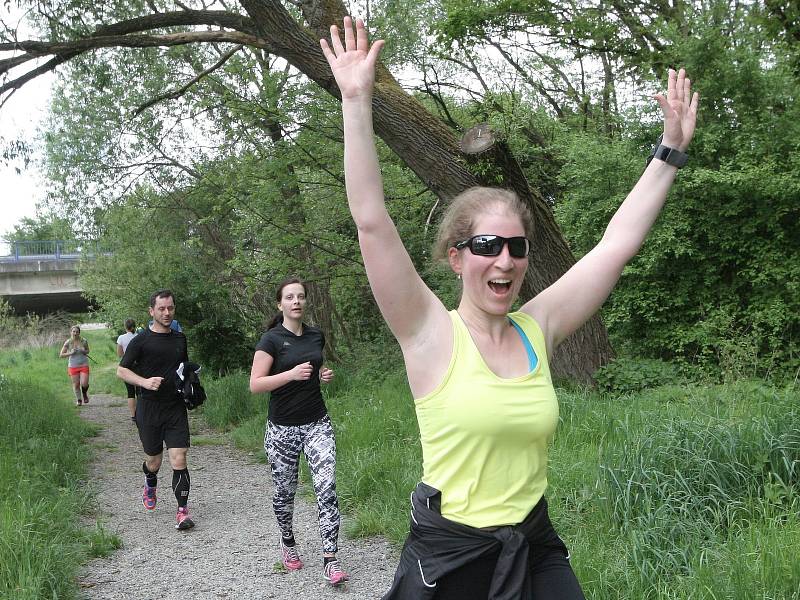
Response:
[116,343,124,358]
[525,68,700,353]
[321,17,446,347]
[116,365,162,390]
[249,351,313,394]
[59,341,71,358]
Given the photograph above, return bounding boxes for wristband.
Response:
[646,135,688,168]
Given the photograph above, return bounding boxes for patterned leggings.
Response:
[264,415,340,554]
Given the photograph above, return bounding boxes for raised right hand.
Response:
[320,16,384,100]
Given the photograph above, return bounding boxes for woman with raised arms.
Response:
[322,16,698,599]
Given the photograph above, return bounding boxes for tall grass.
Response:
[553,381,800,599]
[0,342,120,599]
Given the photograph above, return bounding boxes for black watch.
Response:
[646,135,688,168]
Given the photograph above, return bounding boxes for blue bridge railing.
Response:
[0,239,104,262]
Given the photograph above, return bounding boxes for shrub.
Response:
[594,357,685,394]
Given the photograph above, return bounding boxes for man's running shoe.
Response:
[280,539,303,571]
[142,485,157,510]
[175,506,195,530]
[323,559,349,586]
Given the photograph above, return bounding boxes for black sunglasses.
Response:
[453,235,531,258]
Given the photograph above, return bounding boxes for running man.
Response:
[116,289,195,530]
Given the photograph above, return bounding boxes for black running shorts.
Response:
[135,396,190,456]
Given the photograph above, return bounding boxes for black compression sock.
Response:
[282,534,296,547]
[172,468,190,508]
[324,556,336,566]
[142,462,158,488]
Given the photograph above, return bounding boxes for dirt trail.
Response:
[78,394,396,599]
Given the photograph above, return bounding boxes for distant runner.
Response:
[116,318,139,421]
[60,324,91,406]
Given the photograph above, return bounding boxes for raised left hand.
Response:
[654,68,700,152]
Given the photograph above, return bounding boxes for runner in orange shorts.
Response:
[60,325,91,406]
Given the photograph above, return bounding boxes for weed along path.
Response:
[78,394,396,599]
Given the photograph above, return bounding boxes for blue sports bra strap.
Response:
[509,318,538,371]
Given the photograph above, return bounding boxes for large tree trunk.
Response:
[238,0,613,383]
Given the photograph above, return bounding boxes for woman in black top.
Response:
[249,277,348,587]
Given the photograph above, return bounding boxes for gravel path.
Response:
[78,394,397,599]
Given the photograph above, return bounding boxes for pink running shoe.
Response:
[142,485,157,510]
[280,539,303,571]
[323,559,349,586]
[175,506,195,530]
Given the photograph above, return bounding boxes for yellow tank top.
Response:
[414,310,559,528]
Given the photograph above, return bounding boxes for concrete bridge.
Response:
[0,240,96,314]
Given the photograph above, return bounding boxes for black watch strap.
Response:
[646,135,688,168]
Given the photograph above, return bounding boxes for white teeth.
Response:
[489,279,511,284]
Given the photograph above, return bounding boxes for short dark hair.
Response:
[149,289,175,308]
[124,318,136,332]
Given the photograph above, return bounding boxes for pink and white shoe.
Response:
[280,539,303,571]
[175,506,195,530]
[323,559,349,586]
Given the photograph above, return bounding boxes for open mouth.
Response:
[488,279,512,294]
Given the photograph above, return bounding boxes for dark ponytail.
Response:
[267,313,284,330]
[267,276,305,330]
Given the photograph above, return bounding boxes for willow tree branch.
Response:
[133,43,244,116]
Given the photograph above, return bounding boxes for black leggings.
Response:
[432,545,585,599]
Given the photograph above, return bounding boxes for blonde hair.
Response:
[433,187,533,262]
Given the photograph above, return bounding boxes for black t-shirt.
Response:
[255,324,327,426]
[120,327,188,403]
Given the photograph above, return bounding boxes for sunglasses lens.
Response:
[472,235,503,256]
[508,237,529,258]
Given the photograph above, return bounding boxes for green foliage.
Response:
[4,214,75,243]
[44,35,433,373]
[552,13,800,379]
[202,371,266,432]
[594,357,686,395]
[0,343,120,599]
